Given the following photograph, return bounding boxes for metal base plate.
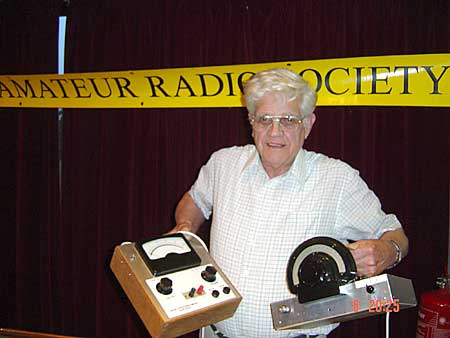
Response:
[271,274,417,330]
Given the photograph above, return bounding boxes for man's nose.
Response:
[268,120,283,136]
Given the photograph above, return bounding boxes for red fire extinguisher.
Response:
[416,276,450,338]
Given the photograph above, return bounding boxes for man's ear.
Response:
[304,113,316,139]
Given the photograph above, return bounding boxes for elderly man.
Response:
[168,68,408,338]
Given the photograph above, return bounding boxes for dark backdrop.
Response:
[1,1,449,338]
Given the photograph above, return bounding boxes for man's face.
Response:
[252,92,315,178]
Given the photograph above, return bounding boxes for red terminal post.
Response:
[197,285,204,295]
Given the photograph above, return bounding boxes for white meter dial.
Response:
[136,233,202,276]
[142,236,191,260]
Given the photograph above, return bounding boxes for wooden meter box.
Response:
[110,233,241,338]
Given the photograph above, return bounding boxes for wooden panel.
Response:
[110,242,241,338]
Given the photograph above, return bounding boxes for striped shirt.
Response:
[189,145,402,337]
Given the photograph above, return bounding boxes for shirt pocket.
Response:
[284,210,338,241]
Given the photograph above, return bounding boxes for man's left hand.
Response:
[347,239,395,277]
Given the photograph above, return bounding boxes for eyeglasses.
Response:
[250,114,303,130]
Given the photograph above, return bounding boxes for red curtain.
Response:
[1,1,449,338]
[0,0,61,333]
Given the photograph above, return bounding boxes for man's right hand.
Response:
[165,222,194,235]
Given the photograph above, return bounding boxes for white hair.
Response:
[243,68,317,119]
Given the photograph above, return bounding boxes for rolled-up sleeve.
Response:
[337,166,402,240]
[189,154,216,220]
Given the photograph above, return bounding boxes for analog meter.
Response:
[136,233,201,276]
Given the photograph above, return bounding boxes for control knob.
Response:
[201,266,217,282]
[156,277,173,295]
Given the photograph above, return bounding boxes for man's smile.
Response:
[266,142,286,148]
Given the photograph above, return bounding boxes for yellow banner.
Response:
[0,54,449,108]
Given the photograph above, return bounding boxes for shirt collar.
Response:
[287,148,308,182]
[241,146,260,174]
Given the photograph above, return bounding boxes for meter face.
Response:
[142,236,191,260]
[136,233,201,276]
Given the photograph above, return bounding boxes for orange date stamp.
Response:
[353,298,400,313]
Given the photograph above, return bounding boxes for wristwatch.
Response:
[388,239,402,269]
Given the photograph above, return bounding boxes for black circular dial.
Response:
[287,236,357,295]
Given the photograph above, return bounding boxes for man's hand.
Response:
[347,239,396,277]
[165,222,194,235]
